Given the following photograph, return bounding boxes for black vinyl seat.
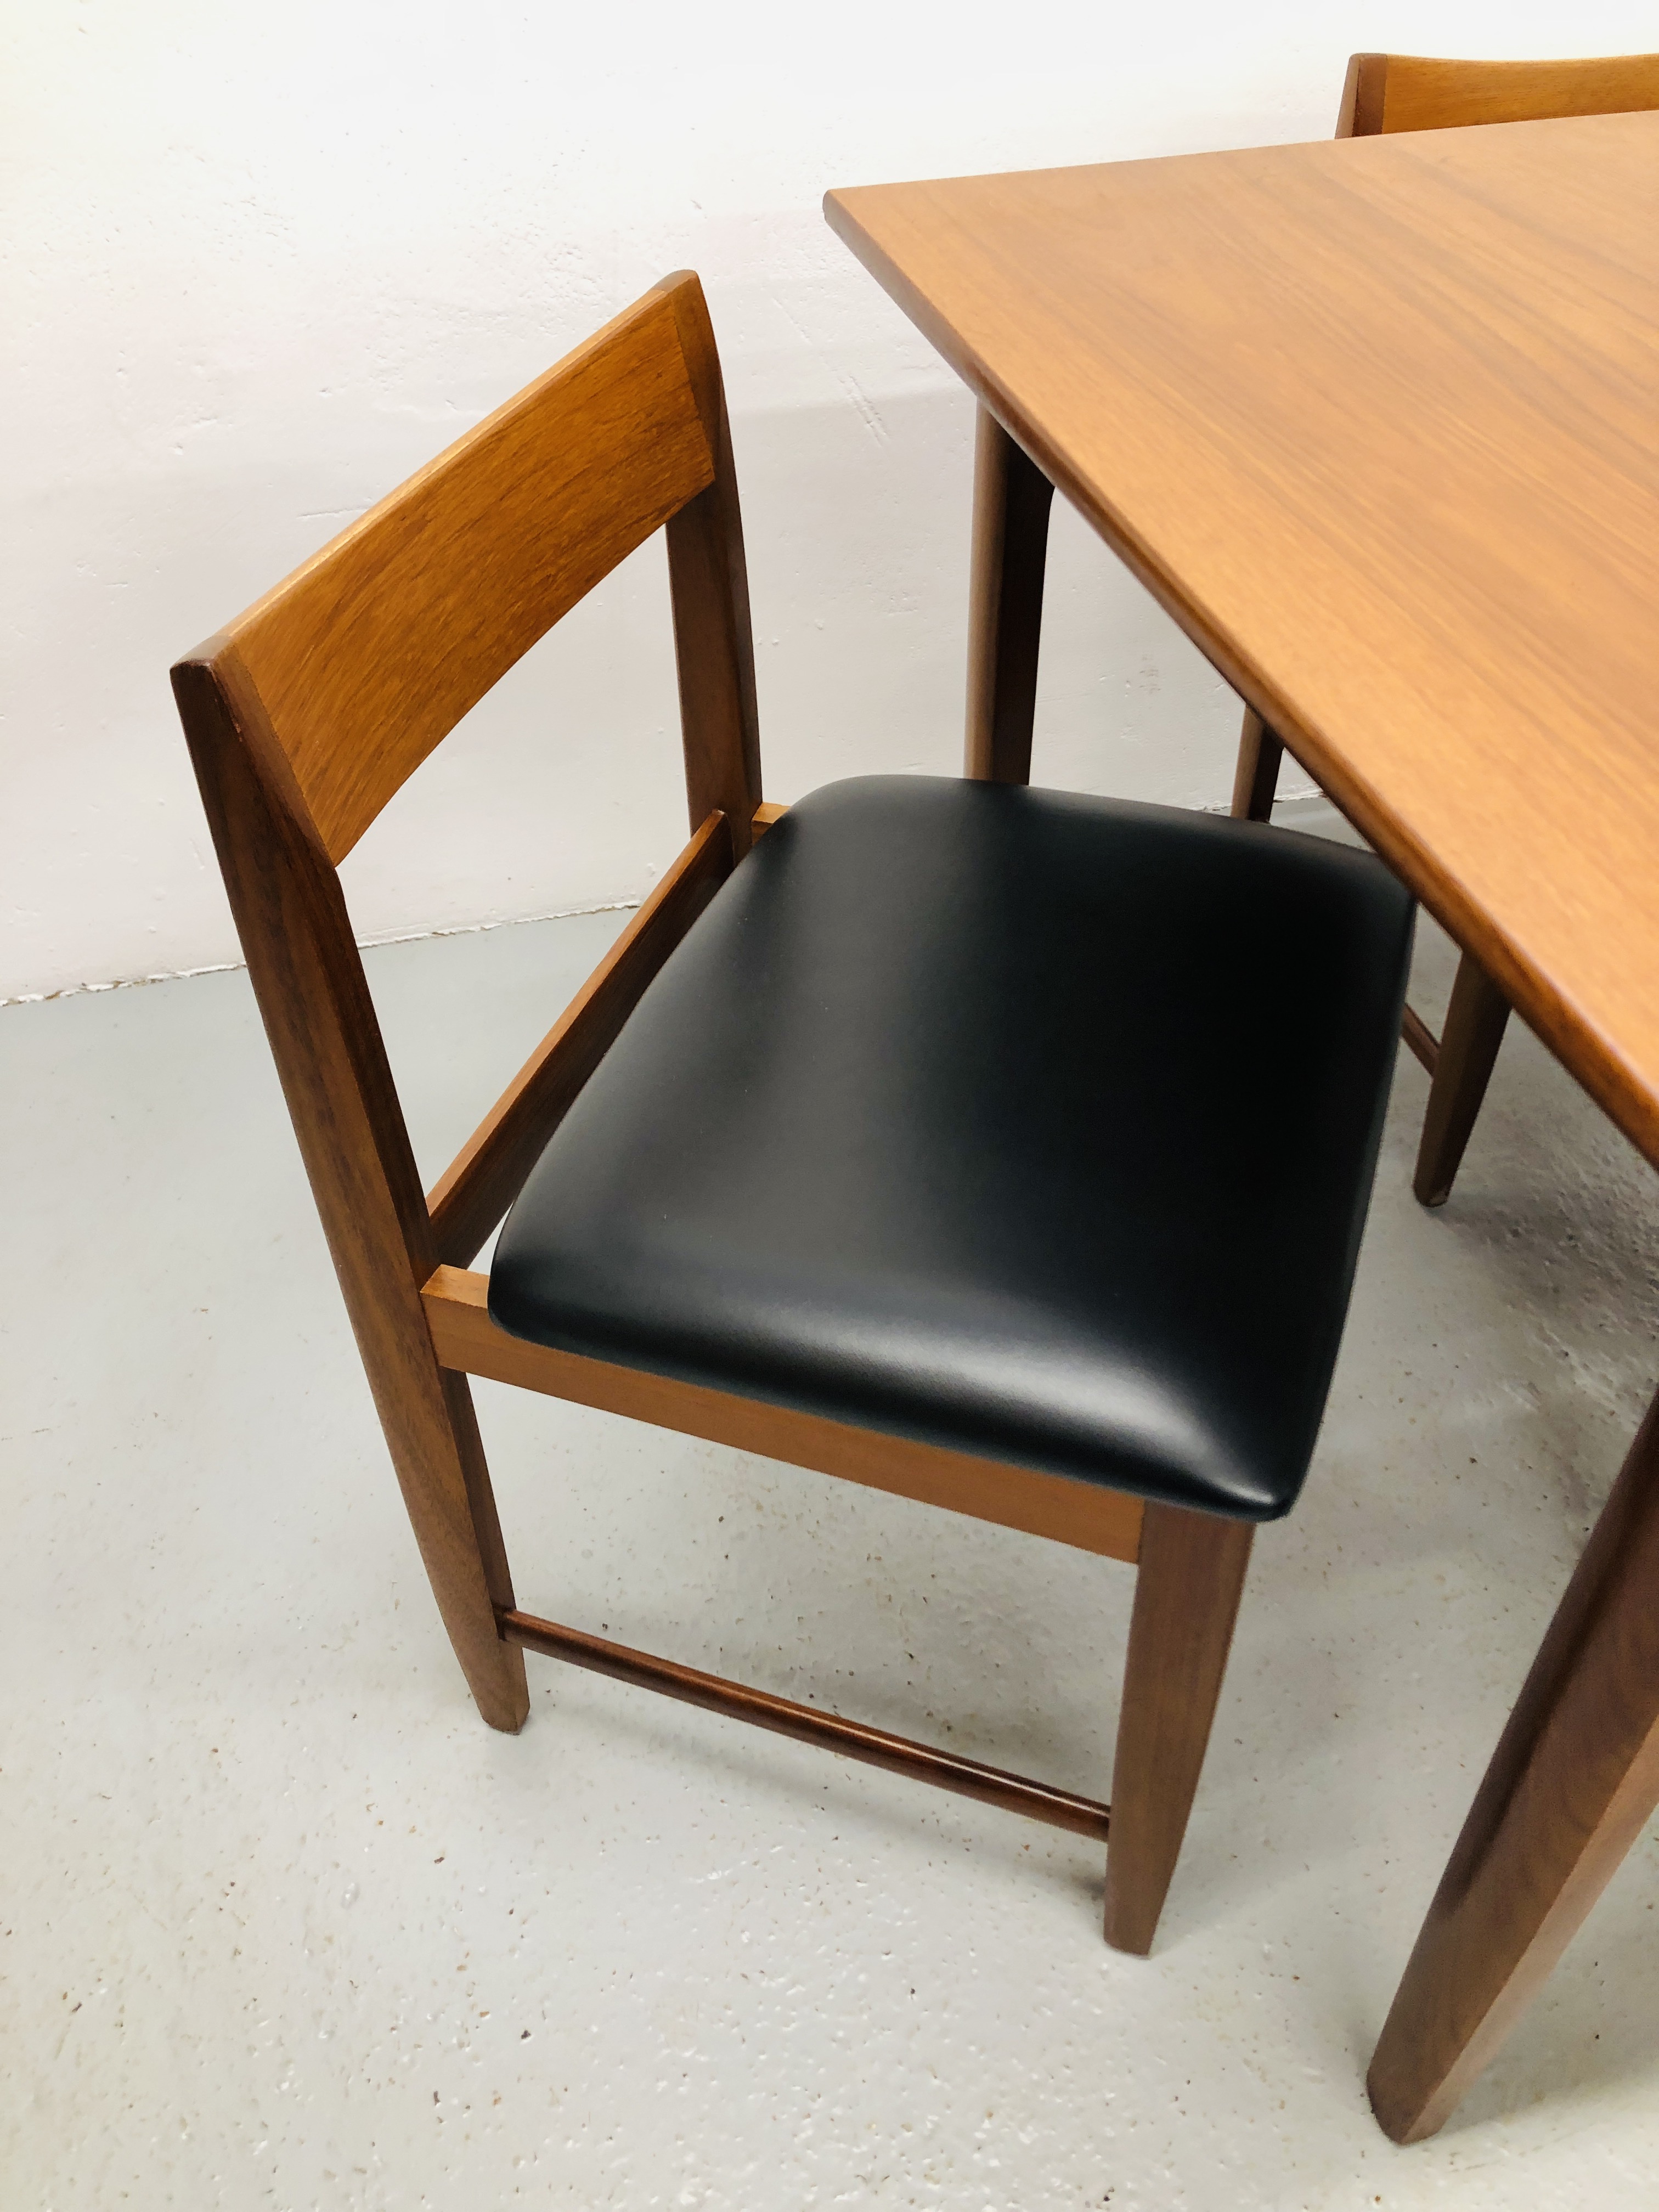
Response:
[491,775,1414,1521]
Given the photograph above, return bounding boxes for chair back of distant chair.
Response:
[1338,49,1659,139]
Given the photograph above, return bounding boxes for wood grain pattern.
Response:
[229,276,715,861]
[825,115,1659,1173]
[964,405,1054,783]
[500,1606,1113,1839]
[422,1265,1146,1564]
[1356,51,1659,138]
[1338,56,1655,1214]
[1102,1503,1254,1954]
[426,811,733,1266]
[172,648,529,1732]
[1223,34,1348,849]
[1367,1393,1659,2141]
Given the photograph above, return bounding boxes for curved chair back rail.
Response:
[1339,50,1659,139]
[196,274,760,865]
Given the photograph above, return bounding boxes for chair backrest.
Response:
[1338,50,1659,139]
[170,272,763,1329]
[183,269,760,866]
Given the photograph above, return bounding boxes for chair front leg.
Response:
[1104,1502,1255,1954]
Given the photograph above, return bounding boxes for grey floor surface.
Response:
[6,803,1659,2209]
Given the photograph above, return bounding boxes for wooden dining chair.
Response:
[1232,50,1659,1209]
[172,272,1413,1955]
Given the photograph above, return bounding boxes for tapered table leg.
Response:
[1413,953,1510,1207]
[964,405,1054,786]
[1368,1390,1659,2141]
[1231,707,1285,821]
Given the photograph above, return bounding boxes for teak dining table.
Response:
[825,110,1659,2142]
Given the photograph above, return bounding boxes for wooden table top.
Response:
[827,114,1659,1169]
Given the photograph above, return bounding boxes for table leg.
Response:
[964,405,1054,785]
[1412,954,1511,1207]
[1230,707,1285,821]
[1368,1388,1659,2142]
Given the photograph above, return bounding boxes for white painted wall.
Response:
[6,2,1654,1000]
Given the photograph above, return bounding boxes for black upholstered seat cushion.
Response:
[490,777,1413,1521]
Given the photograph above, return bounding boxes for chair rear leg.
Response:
[1104,1502,1255,1954]
[1231,708,1284,821]
[1413,952,1510,1207]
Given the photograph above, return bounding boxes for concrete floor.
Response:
[7,802,1659,2210]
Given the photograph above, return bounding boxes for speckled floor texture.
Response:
[7,800,1659,2210]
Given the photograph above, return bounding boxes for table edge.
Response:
[822,182,1659,1174]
